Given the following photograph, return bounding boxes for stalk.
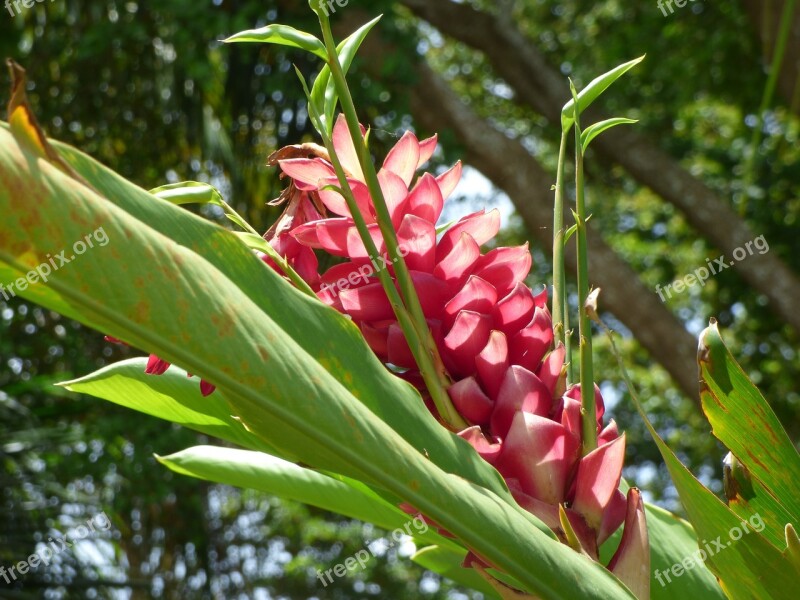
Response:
[552,129,573,384]
[741,0,797,215]
[571,84,597,455]
[316,11,466,430]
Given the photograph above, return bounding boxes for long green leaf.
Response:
[62,359,284,457]
[223,24,328,60]
[310,16,382,134]
[157,445,406,533]
[150,181,224,206]
[699,320,800,548]
[0,124,634,599]
[580,118,638,153]
[603,318,798,598]
[561,56,645,129]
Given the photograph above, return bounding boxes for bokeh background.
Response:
[1,0,799,598]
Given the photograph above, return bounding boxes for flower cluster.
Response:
[272,115,646,578]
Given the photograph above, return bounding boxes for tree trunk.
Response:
[401,0,800,338]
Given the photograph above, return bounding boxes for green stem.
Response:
[741,0,797,215]
[316,12,466,430]
[552,129,572,384]
[572,94,597,456]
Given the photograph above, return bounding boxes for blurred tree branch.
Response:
[400,0,800,339]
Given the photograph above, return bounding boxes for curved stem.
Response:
[552,129,572,384]
[571,84,597,455]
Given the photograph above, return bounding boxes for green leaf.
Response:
[62,359,283,457]
[602,319,798,599]
[561,56,645,130]
[580,118,638,153]
[310,16,382,134]
[223,24,328,61]
[157,445,408,533]
[699,320,800,548]
[149,181,224,206]
[0,123,635,599]
[651,436,797,599]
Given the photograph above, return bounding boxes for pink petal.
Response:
[397,214,436,273]
[443,310,492,377]
[436,160,463,200]
[320,261,373,289]
[538,344,567,396]
[382,130,420,187]
[598,489,628,546]
[145,355,170,375]
[291,221,324,248]
[346,224,385,265]
[475,330,509,400]
[437,209,501,260]
[318,177,374,221]
[493,282,536,335]
[278,158,335,190]
[317,286,343,311]
[433,233,480,288]
[458,426,502,465]
[490,365,552,438]
[497,412,580,505]
[387,323,418,369]
[332,114,365,181]
[340,282,394,322]
[361,322,389,361]
[607,488,650,600]
[407,172,444,224]
[566,383,605,426]
[599,419,620,446]
[506,479,562,530]
[200,380,216,396]
[473,244,532,297]
[443,275,498,329]
[571,434,626,532]
[408,272,451,319]
[533,285,549,309]
[314,219,353,256]
[289,246,319,287]
[418,134,437,167]
[509,307,554,371]
[556,397,583,441]
[448,377,494,425]
[378,169,410,227]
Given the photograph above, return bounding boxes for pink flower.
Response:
[273,115,645,563]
